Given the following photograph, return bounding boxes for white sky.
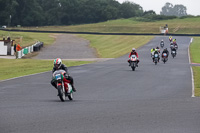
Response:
[116,0,200,16]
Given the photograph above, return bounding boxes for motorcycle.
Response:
[153,53,159,65]
[170,43,174,50]
[52,70,73,102]
[174,44,178,50]
[171,49,176,58]
[162,53,168,64]
[129,55,137,71]
[160,41,164,48]
[169,38,172,42]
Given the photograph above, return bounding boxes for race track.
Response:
[1,36,200,133]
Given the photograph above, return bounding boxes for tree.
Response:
[120,1,143,18]
[160,2,187,17]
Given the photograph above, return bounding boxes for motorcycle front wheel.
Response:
[57,85,66,102]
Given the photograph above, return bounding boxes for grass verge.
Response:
[193,66,200,96]
[12,17,200,34]
[0,59,92,81]
[0,30,56,47]
[190,37,200,96]
[79,35,154,58]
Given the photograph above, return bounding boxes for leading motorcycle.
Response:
[52,70,73,102]
[129,55,137,71]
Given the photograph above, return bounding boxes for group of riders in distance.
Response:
[128,36,179,70]
[52,36,179,101]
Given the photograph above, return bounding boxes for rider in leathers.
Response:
[162,48,169,58]
[51,58,76,92]
[128,48,139,66]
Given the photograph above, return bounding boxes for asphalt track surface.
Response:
[1,36,200,133]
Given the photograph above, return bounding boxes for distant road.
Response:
[1,36,200,133]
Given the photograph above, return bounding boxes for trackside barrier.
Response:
[16,42,43,59]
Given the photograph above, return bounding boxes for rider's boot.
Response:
[72,84,76,92]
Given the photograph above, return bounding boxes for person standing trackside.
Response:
[13,44,17,58]
[16,43,22,52]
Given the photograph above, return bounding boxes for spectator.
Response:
[16,44,22,51]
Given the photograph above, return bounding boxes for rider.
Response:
[128,48,139,66]
[51,58,76,92]
[156,46,160,53]
[151,48,155,58]
[154,49,160,62]
[160,39,164,46]
[169,36,172,42]
[162,48,169,58]
[171,44,177,54]
[172,38,178,49]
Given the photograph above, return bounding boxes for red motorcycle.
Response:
[162,53,168,64]
[52,70,73,101]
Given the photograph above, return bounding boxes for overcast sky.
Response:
[116,0,200,16]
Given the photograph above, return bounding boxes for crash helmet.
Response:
[54,58,62,69]
[132,48,136,52]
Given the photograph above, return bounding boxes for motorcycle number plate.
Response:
[55,74,61,80]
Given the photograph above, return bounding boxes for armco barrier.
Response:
[16,42,43,59]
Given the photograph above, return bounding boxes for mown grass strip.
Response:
[13,17,200,34]
[0,59,92,81]
[190,37,200,63]
[190,37,200,96]
[193,66,200,96]
[79,35,154,58]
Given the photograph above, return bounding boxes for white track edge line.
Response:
[188,38,195,97]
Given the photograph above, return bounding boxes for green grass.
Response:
[12,17,200,34]
[0,30,55,47]
[79,35,154,58]
[190,37,200,63]
[193,66,200,96]
[190,37,200,96]
[0,59,92,81]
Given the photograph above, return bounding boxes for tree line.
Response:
[0,0,143,26]
[0,0,188,27]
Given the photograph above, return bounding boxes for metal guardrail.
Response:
[16,42,43,58]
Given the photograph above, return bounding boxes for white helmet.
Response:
[54,58,62,69]
[132,48,136,51]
